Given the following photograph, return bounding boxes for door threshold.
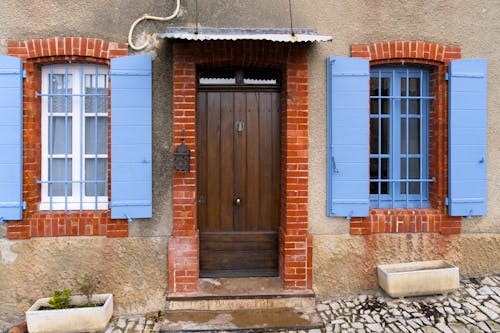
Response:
[166,277,315,310]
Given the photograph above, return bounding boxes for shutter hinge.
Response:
[22,70,26,79]
[444,73,449,81]
[444,197,449,206]
[22,201,27,210]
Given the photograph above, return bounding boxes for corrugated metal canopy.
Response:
[158,27,332,43]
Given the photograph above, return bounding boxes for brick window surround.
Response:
[350,41,462,235]
[6,37,129,239]
[168,40,312,293]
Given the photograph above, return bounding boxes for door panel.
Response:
[197,89,281,277]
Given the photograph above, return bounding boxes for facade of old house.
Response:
[0,0,499,324]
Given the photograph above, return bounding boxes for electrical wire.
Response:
[128,0,181,51]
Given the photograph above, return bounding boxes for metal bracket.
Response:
[444,197,449,206]
[124,214,133,223]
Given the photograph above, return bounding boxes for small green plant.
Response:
[76,274,100,306]
[48,289,72,309]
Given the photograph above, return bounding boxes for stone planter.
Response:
[377,260,459,297]
[26,293,113,333]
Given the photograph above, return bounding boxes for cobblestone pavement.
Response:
[98,274,500,332]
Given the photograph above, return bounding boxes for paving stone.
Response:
[104,327,116,333]
[365,323,383,332]
[388,323,399,332]
[481,277,496,286]
[463,302,478,313]
[479,305,499,320]
[117,318,127,329]
[478,285,493,295]
[407,319,421,329]
[421,327,440,333]
[486,320,500,332]
[484,300,500,314]
[435,322,454,333]
[448,299,461,308]
[466,324,484,333]
[476,321,492,332]
[473,311,488,321]
[351,322,363,329]
[459,315,476,325]
[448,322,469,333]
[466,297,481,307]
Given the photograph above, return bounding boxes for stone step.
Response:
[159,307,324,332]
[167,277,316,311]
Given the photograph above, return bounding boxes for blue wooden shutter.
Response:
[0,56,23,221]
[327,56,369,218]
[110,55,152,219]
[448,59,488,216]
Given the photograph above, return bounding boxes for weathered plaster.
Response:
[313,233,500,297]
[0,237,168,320]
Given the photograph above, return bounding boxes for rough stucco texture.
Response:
[0,237,167,321]
[313,234,500,297]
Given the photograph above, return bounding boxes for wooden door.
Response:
[197,88,281,277]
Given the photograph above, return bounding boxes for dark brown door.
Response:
[197,88,281,277]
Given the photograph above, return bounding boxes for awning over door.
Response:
[158,27,332,43]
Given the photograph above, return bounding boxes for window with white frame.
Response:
[40,64,108,210]
[369,66,432,208]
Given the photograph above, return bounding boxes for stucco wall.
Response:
[0,236,167,327]
[0,0,499,323]
[313,233,500,297]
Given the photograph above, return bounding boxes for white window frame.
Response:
[40,63,109,211]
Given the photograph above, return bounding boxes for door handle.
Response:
[234,197,241,207]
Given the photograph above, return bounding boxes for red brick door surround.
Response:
[168,40,312,293]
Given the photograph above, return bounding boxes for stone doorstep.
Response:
[159,307,324,332]
[167,277,316,311]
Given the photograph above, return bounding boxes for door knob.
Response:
[234,197,241,207]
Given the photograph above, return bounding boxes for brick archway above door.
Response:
[168,40,312,293]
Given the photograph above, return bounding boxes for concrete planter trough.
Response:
[377,260,459,297]
[26,293,113,333]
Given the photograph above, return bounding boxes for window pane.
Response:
[85,158,107,196]
[401,78,421,115]
[370,158,389,195]
[370,98,378,115]
[401,118,421,155]
[49,158,72,196]
[50,74,73,114]
[381,118,389,154]
[381,78,389,96]
[85,74,108,114]
[370,158,378,194]
[401,158,421,194]
[370,77,379,96]
[50,117,72,154]
[370,118,379,154]
[85,117,108,155]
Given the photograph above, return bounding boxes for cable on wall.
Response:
[288,0,295,36]
[128,0,181,51]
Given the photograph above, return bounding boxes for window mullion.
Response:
[391,69,397,208]
[48,65,54,211]
[419,70,424,207]
[79,64,84,211]
[64,64,70,211]
[94,66,99,210]
[377,70,382,207]
[405,69,410,209]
